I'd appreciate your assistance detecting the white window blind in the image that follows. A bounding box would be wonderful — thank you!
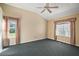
[56,22,70,37]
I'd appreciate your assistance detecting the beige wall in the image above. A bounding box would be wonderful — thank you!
[1,4,46,44]
[47,20,55,39]
[47,13,79,46]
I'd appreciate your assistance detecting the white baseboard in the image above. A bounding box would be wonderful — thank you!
[75,44,79,47]
[20,37,46,44]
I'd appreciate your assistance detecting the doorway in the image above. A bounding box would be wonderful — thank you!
[3,16,20,47]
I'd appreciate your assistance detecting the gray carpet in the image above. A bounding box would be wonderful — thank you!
[0,39,79,56]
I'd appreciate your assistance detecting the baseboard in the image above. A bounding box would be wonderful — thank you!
[47,38,56,41]
[25,38,46,43]
[75,44,79,47]
[20,37,47,44]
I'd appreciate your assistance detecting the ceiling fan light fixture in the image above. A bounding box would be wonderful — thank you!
[37,3,58,13]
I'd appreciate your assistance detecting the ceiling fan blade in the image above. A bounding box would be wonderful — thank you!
[47,6,59,8]
[37,7,44,8]
[47,8,52,13]
[41,9,45,13]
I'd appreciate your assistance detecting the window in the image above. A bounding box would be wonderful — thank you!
[8,19,17,39]
[54,18,76,45]
[56,22,70,37]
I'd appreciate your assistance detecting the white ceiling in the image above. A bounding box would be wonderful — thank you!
[6,3,79,20]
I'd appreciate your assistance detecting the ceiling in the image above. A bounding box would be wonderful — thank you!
[6,3,79,20]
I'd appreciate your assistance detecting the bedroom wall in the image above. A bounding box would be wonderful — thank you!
[0,4,46,44]
[47,13,79,46]
[47,20,55,40]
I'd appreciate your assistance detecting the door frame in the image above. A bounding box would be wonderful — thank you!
[54,18,76,45]
[3,16,20,47]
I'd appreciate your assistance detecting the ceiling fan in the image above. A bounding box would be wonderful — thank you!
[37,3,59,13]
